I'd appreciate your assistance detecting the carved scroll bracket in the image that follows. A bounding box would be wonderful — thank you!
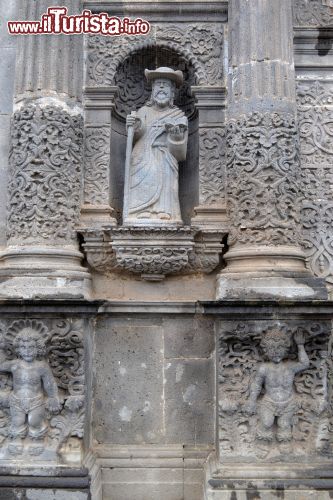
[79,225,225,280]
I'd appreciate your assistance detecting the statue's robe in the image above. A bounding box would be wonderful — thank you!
[124,103,188,225]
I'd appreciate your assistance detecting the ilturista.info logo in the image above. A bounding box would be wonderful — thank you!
[7,7,150,36]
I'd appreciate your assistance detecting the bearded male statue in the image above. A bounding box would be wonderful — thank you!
[123,67,188,226]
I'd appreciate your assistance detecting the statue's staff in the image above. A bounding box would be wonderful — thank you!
[123,110,137,220]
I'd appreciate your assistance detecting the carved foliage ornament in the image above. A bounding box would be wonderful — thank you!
[86,24,223,88]
[293,0,333,27]
[218,321,332,461]
[226,112,300,246]
[199,128,226,206]
[297,81,333,282]
[0,319,85,460]
[83,126,110,205]
[7,104,83,243]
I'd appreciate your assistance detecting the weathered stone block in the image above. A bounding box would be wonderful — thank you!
[164,358,215,444]
[93,318,164,444]
[163,315,214,359]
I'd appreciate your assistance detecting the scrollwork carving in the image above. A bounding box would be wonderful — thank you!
[199,128,226,206]
[84,126,110,205]
[7,104,83,244]
[293,0,333,27]
[86,23,223,88]
[226,112,300,246]
[297,81,333,284]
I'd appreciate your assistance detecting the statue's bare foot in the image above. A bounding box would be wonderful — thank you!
[8,441,23,455]
[158,212,171,220]
[256,428,274,441]
[28,444,44,456]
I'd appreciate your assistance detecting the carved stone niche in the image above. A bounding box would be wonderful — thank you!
[80,226,224,281]
[81,39,227,279]
[0,318,86,464]
[217,320,333,463]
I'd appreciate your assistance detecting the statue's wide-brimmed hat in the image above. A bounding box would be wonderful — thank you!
[144,67,183,87]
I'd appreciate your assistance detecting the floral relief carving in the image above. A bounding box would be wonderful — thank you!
[226,112,300,246]
[218,321,333,462]
[293,0,333,26]
[297,81,333,284]
[84,126,110,205]
[0,319,85,461]
[7,104,83,244]
[86,23,223,88]
[199,128,226,206]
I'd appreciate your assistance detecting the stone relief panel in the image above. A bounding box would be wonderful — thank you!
[7,104,83,244]
[293,0,333,26]
[297,81,333,288]
[83,125,110,206]
[86,23,224,89]
[199,127,226,206]
[226,112,300,247]
[0,318,85,462]
[218,321,333,462]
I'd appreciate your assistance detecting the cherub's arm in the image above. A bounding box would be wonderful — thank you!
[42,364,61,412]
[293,330,310,373]
[244,365,265,414]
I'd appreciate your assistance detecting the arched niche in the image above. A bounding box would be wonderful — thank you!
[110,45,199,225]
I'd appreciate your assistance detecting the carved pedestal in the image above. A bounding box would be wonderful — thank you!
[80,225,225,280]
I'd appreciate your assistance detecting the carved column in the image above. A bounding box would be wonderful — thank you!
[217,0,327,300]
[0,0,90,298]
[81,87,118,226]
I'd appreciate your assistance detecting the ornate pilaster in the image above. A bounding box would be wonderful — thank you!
[217,0,327,300]
[191,87,228,230]
[0,0,90,299]
[81,87,118,226]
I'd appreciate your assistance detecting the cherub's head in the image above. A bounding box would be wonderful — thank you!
[260,329,291,363]
[14,328,46,362]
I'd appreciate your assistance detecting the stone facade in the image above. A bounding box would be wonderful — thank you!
[0,0,332,499]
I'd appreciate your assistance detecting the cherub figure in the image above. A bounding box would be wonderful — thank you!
[244,329,309,442]
[0,328,61,455]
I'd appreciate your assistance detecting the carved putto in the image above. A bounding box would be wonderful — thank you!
[0,319,85,462]
[244,329,309,442]
[123,67,188,227]
[4,326,60,456]
[218,322,332,461]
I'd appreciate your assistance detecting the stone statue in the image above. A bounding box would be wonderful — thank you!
[244,329,309,442]
[0,327,61,455]
[123,67,188,226]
